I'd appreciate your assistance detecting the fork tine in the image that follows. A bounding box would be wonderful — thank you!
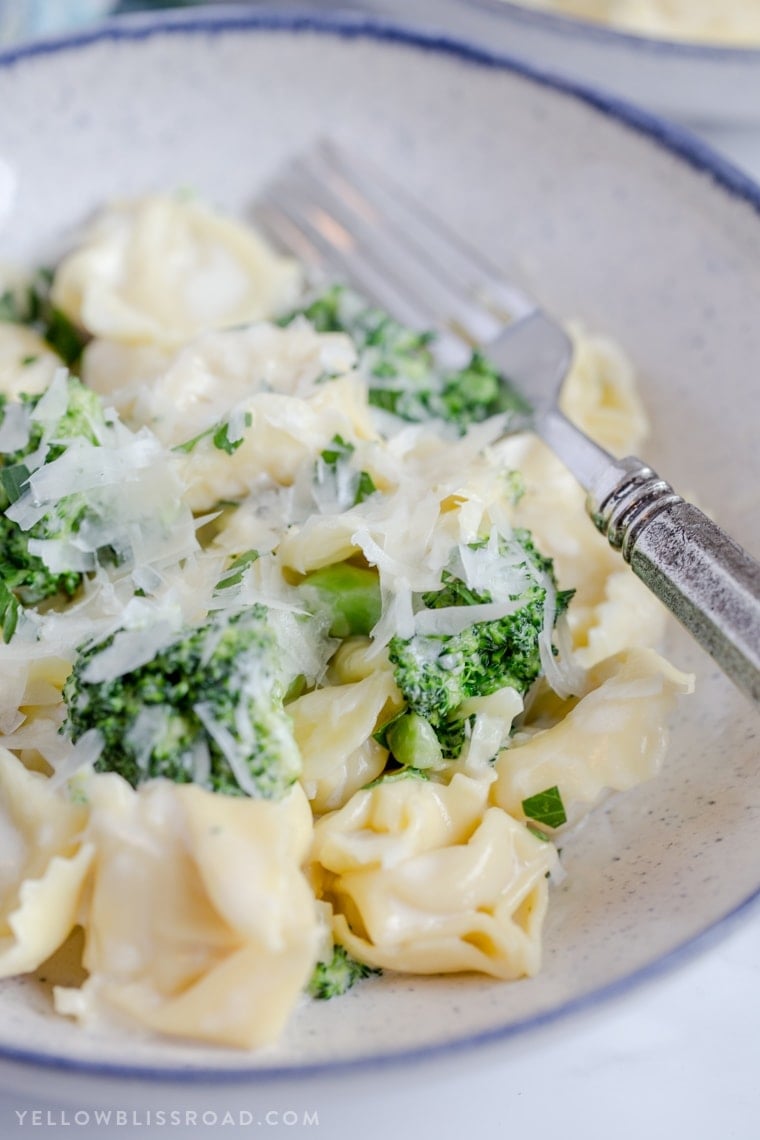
[316,140,537,326]
[259,178,471,367]
[260,175,437,331]
[281,150,507,348]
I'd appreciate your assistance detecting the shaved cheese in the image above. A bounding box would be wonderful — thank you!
[0,400,32,452]
[27,367,70,436]
[81,621,180,684]
[7,414,199,582]
[192,704,260,798]
[414,599,523,637]
[48,726,104,787]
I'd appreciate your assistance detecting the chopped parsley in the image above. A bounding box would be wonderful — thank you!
[521,785,567,830]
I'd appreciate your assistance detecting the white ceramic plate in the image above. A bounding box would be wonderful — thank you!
[370,0,760,125]
[0,5,758,1100]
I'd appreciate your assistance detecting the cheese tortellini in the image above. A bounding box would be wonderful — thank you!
[54,778,320,1049]
[52,194,302,348]
[0,323,61,401]
[0,191,693,1053]
[513,0,760,44]
[312,774,556,977]
[491,648,694,824]
[0,749,92,978]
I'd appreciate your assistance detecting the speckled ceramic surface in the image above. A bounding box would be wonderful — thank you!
[0,6,758,1093]
[387,0,760,124]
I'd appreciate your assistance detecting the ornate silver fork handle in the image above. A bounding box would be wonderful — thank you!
[588,456,760,702]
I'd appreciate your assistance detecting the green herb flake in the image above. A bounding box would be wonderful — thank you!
[354,469,377,504]
[0,581,20,644]
[213,414,251,455]
[526,823,552,843]
[320,434,354,468]
[521,785,567,830]
[0,463,30,505]
[172,426,213,455]
[216,549,259,590]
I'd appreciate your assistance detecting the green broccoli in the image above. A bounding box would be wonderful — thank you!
[61,605,302,800]
[0,266,87,367]
[307,944,380,1000]
[387,530,574,761]
[296,561,381,639]
[0,377,108,637]
[284,285,527,433]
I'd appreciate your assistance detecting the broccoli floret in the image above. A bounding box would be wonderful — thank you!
[0,378,108,634]
[388,530,573,760]
[307,944,380,1000]
[62,605,302,800]
[0,267,87,366]
[284,285,526,434]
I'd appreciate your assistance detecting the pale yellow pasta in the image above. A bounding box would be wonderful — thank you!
[572,568,667,667]
[85,321,357,443]
[326,637,394,686]
[277,511,365,575]
[491,648,694,824]
[80,339,175,413]
[290,671,402,813]
[313,775,556,977]
[0,323,62,400]
[513,0,760,44]
[0,655,73,774]
[55,777,319,1050]
[178,375,376,513]
[0,749,92,978]
[560,323,650,457]
[312,772,490,876]
[0,190,696,1051]
[502,444,667,666]
[51,194,302,348]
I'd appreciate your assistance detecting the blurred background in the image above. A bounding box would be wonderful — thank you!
[3,0,760,180]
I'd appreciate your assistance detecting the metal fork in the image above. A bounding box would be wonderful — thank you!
[257,140,760,704]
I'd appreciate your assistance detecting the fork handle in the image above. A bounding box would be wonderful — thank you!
[587,456,760,705]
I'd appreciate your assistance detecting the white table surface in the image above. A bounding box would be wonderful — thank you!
[0,12,758,1136]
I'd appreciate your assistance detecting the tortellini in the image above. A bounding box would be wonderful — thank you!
[560,323,650,458]
[0,190,695,1055]
[491,648,694,824]
[0,323,62,400]
[290,671,402,813]
[312,773,556,977]
[55,778,320,1049]
[514,0,760,45]
[85,320,357,443]
[177,374,378,513]
[0,749,92,978]
[51,194,302,348]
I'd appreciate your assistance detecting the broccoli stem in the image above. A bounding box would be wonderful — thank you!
[385,711,444,770]
[297,562,381,638]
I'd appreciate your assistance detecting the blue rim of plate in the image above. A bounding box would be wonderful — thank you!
[463,0,760,59]
[0,5,759,1085]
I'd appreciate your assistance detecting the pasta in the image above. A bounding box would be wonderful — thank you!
[511,0,760,45]
[0,192,693,1050]
[312,774,556,978]
[54,778,319,1049]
